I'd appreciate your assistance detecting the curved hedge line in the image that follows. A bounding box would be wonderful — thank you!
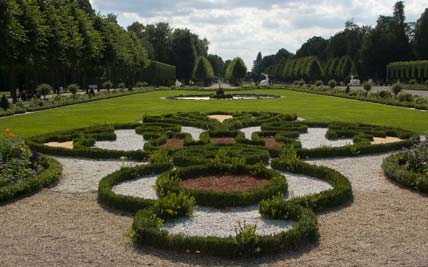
[156,163,287,208]
[270,160,353,212]
[98,163,173,213]
[132,203,318,258]
[0,157,62,203]
[382,153,428,193]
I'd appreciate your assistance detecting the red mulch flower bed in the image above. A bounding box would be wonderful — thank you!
[161,138,185,148]
[181,174,269,192]
[263,137,282,148]
[211,137,236,144]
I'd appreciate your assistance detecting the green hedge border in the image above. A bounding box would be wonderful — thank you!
[156,164,288,208]
[132,202,318,258]
[98,163,173,213]
[270,160,353,212]
[0,156,62,203]
[382,153,428,193]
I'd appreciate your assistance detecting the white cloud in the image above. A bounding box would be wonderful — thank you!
[90,0,426,68]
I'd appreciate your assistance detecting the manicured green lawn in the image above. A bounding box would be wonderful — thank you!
[1,89,428,137]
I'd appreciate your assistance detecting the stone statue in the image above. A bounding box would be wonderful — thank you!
[175,80,182,87]
[260,73,270,87]
[348,75,361,86]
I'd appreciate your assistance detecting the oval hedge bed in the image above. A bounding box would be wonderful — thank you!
[0,156,62,203]
[156,163,287,208]
[382,151,428,193]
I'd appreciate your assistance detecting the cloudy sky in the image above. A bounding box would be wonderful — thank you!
[90,0,426,68]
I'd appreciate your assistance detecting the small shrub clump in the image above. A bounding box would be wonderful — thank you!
[103,81,113,92]
[67,84,79,97]
[392,82,403,96]
[0,95,9,111]
[37,83,52,99]
[363,81,372,92]
[328,79,337,89]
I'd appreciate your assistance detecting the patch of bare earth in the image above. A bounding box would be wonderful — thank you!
[44,141,74,149]
[1,154,428,266]
[371,136,402,144]
[211,137,236,144]
[263,137,282,148]
[181,175,269,192]
[161,138,184,148]
[208,114,233,123]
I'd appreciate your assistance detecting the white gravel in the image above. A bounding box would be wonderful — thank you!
[52,157,127,193]
[306,153,395,193]
[240,126,261,139]
[279,171,333,198]
[299,128,353,149]
[181,126,205,141]
[94,129,146,151]
[112,174,159,200]
[297,117,305,121]
[162,205,296,238]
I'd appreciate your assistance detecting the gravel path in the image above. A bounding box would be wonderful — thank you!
[112,174,159,200]
[279,171,333,198]
[53,157,142,193]
[94,129,146,151]
[299,128,353,149]
[181,126,204,141]
[240,126,261,139]
[306,153,393,193]
[162,206,296,238]
[1,153,428,266]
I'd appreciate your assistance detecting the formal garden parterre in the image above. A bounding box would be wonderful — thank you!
[9,111,423,258]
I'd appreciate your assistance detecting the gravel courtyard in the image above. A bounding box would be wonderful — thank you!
[1,153,427,267]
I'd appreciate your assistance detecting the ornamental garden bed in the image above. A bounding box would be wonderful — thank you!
[382,142,428,193]
[20,111,421,258]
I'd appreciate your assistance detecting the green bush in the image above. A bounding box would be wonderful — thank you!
[37,83,52,99]
[397,93,414,102]
[328,79,337,89]
[0,95,9,111]
[152,191,195,220]
[225,57,247,85]
[392,82,403,96]
[103,81,113,91]
[135,81,148,88]
[139,61,176,86]
[363,81,372,92]
[118,82,126,89]
[315,80,323,87]
[67,84,79,97]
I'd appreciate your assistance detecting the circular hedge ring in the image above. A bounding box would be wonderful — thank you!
[155,163,287,208]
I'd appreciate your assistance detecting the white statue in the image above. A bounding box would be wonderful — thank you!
[260,73,271,87]
[348,75,361,86]
[175,80,182,87]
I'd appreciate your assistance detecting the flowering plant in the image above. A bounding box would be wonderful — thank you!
[402,141,428,175]
[0,129,47,186]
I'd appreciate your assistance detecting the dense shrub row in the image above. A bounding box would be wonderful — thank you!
[282,84,428,111]
[138,61,176,86]
[387,60,428,83]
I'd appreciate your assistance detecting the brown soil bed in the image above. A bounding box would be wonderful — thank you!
[44,141,74,149]
[263,137,282,148]
[371,136,402,145]
[161,138,184,148]
[181,174,269,192]
[208,115,233,123]
[211,137,236,144]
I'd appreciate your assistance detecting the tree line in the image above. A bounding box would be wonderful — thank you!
[0,0,223,101]
[253,2,428,83]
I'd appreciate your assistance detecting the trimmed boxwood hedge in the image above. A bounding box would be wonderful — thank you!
[156,163,288,208]
[270,160,353,212]
[132,203,318,258]
[98,163,173,213]
[382,153,428,193]
[0,156,62,203]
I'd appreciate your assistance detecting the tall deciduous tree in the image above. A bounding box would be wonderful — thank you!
[171,29,196,82]
[414,9,428,59]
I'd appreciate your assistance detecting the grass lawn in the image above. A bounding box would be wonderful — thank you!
[0,91,10,97]
[1,89,428,137]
